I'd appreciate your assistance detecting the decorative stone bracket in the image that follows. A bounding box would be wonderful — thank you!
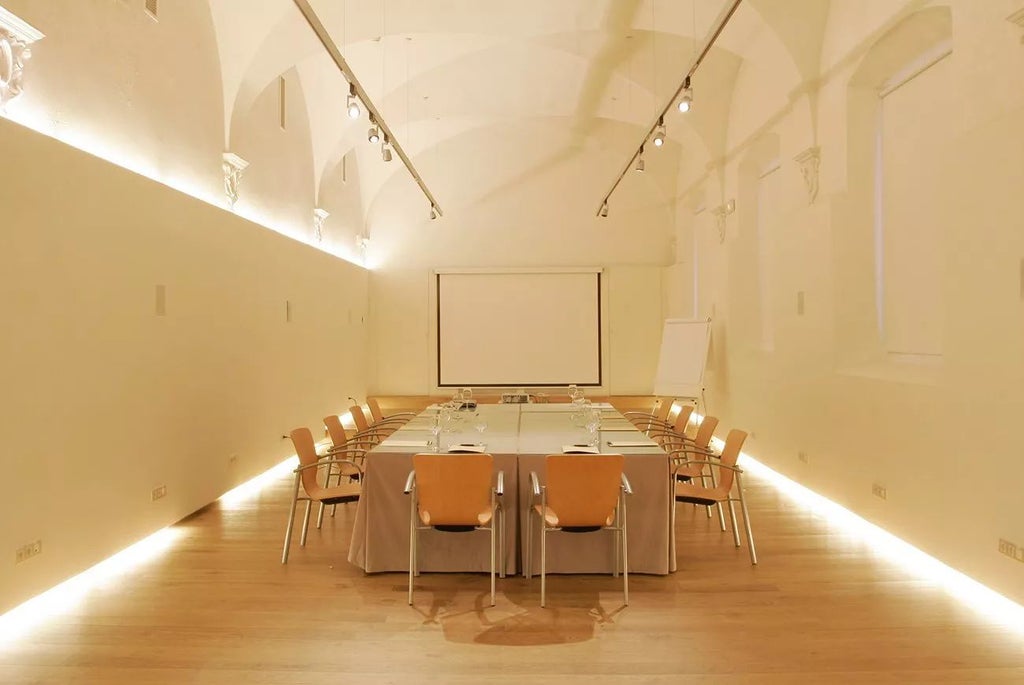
[711,199,735,244]
[313,207,329,243]
[1009,8,1024,43]
[0,7,45,108]
[222,153,249,209]
[794,146,821,205]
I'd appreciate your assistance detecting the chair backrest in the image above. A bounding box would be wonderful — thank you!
[412,453,494,526]
[544,454,624,527]
[672,405,695,433]
[366,397,385,423]
[693,415,719,450]
[349,405,371,432]
[323,415,347,448]
[714,429,748,492]
[289,427,321,495]
[655,398,674,422]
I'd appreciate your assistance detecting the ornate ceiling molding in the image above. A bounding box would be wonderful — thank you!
[711,199,735,244]
[313,207,329,243]
[794,146,821,205]
[221,153,249,209]
[0,6,44,108]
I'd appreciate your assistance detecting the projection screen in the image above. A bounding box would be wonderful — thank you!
[436,270,602,387]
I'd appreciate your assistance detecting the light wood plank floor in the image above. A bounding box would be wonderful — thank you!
[2,467,1022,684]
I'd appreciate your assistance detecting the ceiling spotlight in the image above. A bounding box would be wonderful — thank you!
[430,205,438,220]
[600,202,609,218]
[368,122,380,144]
[382,145,392,162]
[653,117,666,147]
[677,77,693,113]
[635,145,645,172]
[347,83,360,119]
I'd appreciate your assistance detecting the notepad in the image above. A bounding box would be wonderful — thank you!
[447,443,487,453]
[606,440,659,448]
[384,440,430,447]
[561,444,600,454]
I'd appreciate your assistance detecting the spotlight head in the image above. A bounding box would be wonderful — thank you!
[368,126,380,144]
[346,84,360,119]
[653,118,666,147]
[678,78,693,113]
[430,205,438,220]
[635,145,645,172]
[600,202,609,218]
[381,145,392,162]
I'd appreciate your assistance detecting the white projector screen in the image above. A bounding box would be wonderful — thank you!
[437,271,602,387]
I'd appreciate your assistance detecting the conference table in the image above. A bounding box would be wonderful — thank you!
[347,403,674,576]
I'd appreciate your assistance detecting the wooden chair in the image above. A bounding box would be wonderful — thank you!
[366,397,417,425]
[665,415,724,525]
[403,453,505,606]
[673,429,757,565]
[348,405,399,443]
[526,454,633,607]
[282,427,363,564]
[646,404,695,448]
[622,397,675,434]
[317,415,379,525]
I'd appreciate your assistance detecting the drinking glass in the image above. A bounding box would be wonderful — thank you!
[474,412,488,436]
[585,407,601,446]
[429,416,443,452]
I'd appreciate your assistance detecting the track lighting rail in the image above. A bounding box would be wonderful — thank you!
[293,0,444,217]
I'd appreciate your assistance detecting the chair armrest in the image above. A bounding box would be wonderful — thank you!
[403,470,415,494]
[295,458,363,477]
[495,470,505,497]
[668,445,716,457]
[384,412,418,419]
[620,473,633,496]
[621,411,656,418]
[530,471,541,496]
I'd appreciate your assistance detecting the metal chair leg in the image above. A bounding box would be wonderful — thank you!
[709,465,727,531]
[727,498,741,547]
[540,525,547,607]
[281,474,301,564]
[300,500,312,546]
[408,497,416,605]
[499,507,506,579]
[737,475,757,565]
[621,494,629,606]
[490,521,496,606]
[525,508,533,579]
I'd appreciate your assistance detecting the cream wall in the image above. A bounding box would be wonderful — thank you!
[0,117,369,614]
[665,1,1024,604]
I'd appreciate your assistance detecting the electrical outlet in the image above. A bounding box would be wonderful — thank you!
[229,453,239,465]
[998,538,1024,563]
[871,483,887,500]
[798,451,809,464]
[15,539,42,564]
[151,485,167,501]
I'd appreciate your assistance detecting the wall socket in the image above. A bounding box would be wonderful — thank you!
[15,539,42,564]
[151,484,167,501]
[229,453,239,465]
[798,451,809,464]
[998,538,1024,563]
[871,483,888,500]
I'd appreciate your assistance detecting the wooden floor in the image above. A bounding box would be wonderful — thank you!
[2,466,1023,684]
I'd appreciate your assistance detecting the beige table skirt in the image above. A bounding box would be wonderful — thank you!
[348,449,672,575]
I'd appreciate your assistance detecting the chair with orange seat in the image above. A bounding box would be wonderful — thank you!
[526,454,633,607]
[366,397,417,426]
[403,453,505,606]
[673,428,757,565]
[645,404,695,449]
[622,397,675,434]
[281,427,364,564]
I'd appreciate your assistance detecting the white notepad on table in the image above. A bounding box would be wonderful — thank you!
[447,443,487,453]
[606,440,659,448]
[384,439,430,448]
[561,444,600,454]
